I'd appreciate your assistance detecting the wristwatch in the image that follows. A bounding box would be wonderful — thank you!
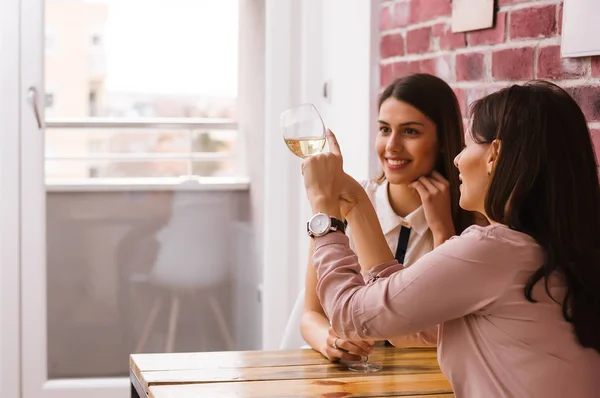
[307,213,346,238]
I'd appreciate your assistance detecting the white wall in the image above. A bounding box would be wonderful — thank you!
[238,0,266,338]
[320,0,381,182]
[262,0,304,349]
[261,0,380,349]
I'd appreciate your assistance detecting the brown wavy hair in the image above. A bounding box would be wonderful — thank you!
[470,81,600,352]
[377,73,474,234]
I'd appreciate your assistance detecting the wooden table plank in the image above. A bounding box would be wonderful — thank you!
[143,357,441,386]
[132,347,437,372]
[131,347,450,397]
[148,372,453,398]
[131,349,329,374]
[374,395,453,398]
[377,395,453,398]
[136,347,440,390]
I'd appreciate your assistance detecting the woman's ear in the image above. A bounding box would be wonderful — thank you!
[487,139,501,176]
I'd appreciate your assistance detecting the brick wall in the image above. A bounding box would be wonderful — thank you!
[379,0,600,160]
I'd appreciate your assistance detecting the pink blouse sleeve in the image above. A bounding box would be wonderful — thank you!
[387,326,438,348]
[313,229,512,341]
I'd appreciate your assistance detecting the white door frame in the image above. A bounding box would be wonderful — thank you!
[19,0,129,397]
[0,0,24,397]
[262,0,305,349]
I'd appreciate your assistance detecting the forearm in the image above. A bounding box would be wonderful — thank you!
[300,311,332,354]
[345,190,394,270]
[432,228,455,248]
[314,231,507,342]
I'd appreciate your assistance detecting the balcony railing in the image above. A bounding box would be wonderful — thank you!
[45,118,241,184]
[46,117,237,130]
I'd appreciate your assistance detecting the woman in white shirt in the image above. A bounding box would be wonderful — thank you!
[300,73,477,362]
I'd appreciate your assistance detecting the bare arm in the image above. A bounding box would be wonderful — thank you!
[300,240,332,352]
[301,240,373,361]
[343,188,395,270]
[410,172,456,248]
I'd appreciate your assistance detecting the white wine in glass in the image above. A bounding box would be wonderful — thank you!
[284,136,326,158]
[281,103,326,158]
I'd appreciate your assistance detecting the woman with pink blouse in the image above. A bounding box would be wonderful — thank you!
[301,81,600,397]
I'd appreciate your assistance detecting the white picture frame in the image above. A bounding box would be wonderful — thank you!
[561,0,600,57]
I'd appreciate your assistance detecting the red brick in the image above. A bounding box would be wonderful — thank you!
[380,5,392,31]
[419,58,436,76]
[462,86,506,116]
[492,47,534,80]
[592,57,600,77]
[407,60,422,74]
[485,86,503,96]
[510,5,557,40]
[433,23,466,51]
[392,1,410,28]
[409,0,451,23]
[558,3,563,35]
[453,88,467,117]
[380,63,393,88]
[382,61,415,85]
[498,0,529,5]
[392,61,409,79]
[466,87,489,110]
[591,129,600,163]
[406,26,432,54]
[468,12,506,46]
[419,55,454,81]
[566,86,600,122]
[537,45,587,80]
[456,53,485,81]
[381,33,404,58]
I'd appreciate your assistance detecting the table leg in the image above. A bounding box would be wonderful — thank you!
[131,382,141,398]
[130,368,145,398]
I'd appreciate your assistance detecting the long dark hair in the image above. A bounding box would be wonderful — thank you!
[377,73,474,234]
[470,80,600,352]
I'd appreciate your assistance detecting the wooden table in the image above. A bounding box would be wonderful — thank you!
[130,346,453,397]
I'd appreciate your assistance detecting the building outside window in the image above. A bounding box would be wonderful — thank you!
[45,0,240,183]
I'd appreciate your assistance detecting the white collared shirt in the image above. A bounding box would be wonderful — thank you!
[347,179,434,267]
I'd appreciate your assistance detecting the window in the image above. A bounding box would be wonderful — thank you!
[44,0,240,183]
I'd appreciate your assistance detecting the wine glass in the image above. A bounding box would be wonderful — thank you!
[347,355,383,373]
[281,103,326,158]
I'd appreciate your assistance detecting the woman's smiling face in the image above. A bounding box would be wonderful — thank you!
[375,98,439,185]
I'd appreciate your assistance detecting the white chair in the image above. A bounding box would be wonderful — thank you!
[135,195,234,353]
[279,288,309,350]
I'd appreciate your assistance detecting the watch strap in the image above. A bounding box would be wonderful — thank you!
[330,217,346,234]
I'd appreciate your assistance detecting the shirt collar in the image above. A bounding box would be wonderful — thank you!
[374,180,429,236]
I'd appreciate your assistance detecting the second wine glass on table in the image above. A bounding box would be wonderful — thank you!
[347,355,383,373]
[281,103,326,159]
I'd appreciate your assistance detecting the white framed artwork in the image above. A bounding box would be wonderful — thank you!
[561,0,600,57]
[451,0,494,33]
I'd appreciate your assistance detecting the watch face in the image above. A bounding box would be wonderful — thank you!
[309,213,331,235]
